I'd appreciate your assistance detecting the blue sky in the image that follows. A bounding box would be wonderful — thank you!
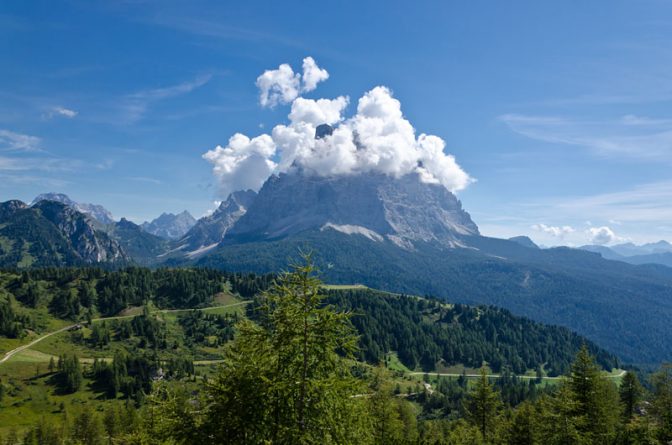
[2,0,672,246]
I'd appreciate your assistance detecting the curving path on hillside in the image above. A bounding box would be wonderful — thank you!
[0,300,251,365]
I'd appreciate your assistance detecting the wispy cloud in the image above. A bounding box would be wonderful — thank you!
[44,106,78,119]
[117,73,212,124]
[125,176,163,185]
[0,173,71,188]
[499,113,672,162]
[0,129,42,152]
[145,15,306,49]
[0,155,82,172]
[554,181,672,223]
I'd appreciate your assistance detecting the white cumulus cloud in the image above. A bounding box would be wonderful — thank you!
[301,56,329,92]
[256,57,330,108]
[587,226,622,245]
[206,58,473,198]
[531,223,575,238]
[202,133,277,198]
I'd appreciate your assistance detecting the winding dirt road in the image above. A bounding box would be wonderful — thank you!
[0,301,251,365]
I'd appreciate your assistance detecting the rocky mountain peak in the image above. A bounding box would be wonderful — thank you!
[176,190,258,256]
[31,192,115,225]
[226,171,478,247]
[141,210,196,240]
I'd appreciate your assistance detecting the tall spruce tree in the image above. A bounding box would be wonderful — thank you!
[465,366,502,441]
[199,254,372,444]
[652,364,672,442]
[567,345,619,443]
[619,371,643,421]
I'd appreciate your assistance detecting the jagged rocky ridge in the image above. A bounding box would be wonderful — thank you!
[141,211,196,240]
[225,171,478,248]
[176,190,257,256]
[31,192,115,225]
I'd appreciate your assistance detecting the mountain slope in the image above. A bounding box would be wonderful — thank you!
[0,200,127,267]
[108,218,170,265]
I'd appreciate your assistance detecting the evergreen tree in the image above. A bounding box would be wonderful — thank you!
[196,254,372,444]
[568,345,619,443]
[369,366,404,444]
[507,401,539,445]
[537,386,584,445]
[465,366,502,441]
[71,407,105,445]
[619,371,643,421]
[59,353,82,393]
[651,364,672,442]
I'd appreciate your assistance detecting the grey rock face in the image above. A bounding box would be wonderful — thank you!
[178,190,257,254]
[32,200,127,263]
[227,171,478,246]
[31,193,115,225]
[315,123,334,139]
[142,210,196,240]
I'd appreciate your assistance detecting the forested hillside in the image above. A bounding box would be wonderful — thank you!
[0,267,616,378]
[325,289,617,376]
[1,260,668,445]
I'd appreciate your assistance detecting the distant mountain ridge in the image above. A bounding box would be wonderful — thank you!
[141,210,196,240]
[579,241,672,267]
[31,192,115,225]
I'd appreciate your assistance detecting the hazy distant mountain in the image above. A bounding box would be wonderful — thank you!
[31,192,115,225]
[579,241,672,267]
[508,236,539,249]
[610,241,672,257]
[141,211,196,240]
[578,245,624,261]
[0,199,127,267]
[175,190,257,257]
[622,252,672,268]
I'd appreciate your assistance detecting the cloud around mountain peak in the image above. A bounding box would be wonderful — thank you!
[204,57,473,199]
